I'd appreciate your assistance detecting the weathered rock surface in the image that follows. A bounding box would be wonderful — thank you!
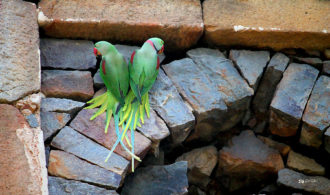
[26,114,39,128]
[176,146,217,188]
[0,0,40,103]
[325,49,330,59]
[293,56,323,69]
[48,176,118,195]
[163,49,253,141]
[203,0,330,50]
[41,70,94,101]
[40,39,96,70]
[270,63,319,137]
[121,161,188,195]
[325,127,330,154]
[51,126,129,176]
[15,93,42,116]
[229,50,270,90]
[277,168,330,195]
[300,76,330,148]
[287,151,325,176]
[0,104,48,195]
[70,109,151,161]
[257,136,291,157]
[38,0,203,51]
[41,98,85,116]
[253,53,289,119]
[41,111,70,141]
[217,130,284,192]
[149,69,195,145]
[48,150,122,189]
[136,109,170,155]
[323,61,330,75]
[93,70,105,89]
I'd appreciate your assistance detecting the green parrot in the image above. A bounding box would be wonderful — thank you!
[85,41,141,169]
[119,38,165,151]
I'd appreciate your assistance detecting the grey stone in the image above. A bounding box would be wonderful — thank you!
[45,145,50,167]
[257,135,291,156]
[287,151,325,176]
[0,0,40,103]
[41,70,94,101]
[40,39,96,70]
[300,76,330,148]
[229,50,270,90]
[217,130,284,192]
[253,53,289,119]
[48,150,122,189]
[93,70,104,88]
[277,168,330,195]
[41,111,71,141]
[293,56,323,69]
[323,61,330,75]
[121,161,188,195]
[51,126,129,176]
[270,63,319,137]
[176,146,217,188]
[163,49,253,141]
[136,109,170,155]
[324,127,330,154]
[149,69,195,145]
[48,176,118,195]
[41,98,85,116]
[25,114,39,128]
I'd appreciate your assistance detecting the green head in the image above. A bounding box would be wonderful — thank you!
[146,37,164,54]
[93,41,116,57]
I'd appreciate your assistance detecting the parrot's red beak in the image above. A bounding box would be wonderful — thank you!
[93,48,98,56]
[158,45,164,54]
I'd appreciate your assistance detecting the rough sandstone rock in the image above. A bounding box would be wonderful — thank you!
[41,111,71,141]
[0,0,40,103]
[293,57,323,69]
[41,97,85,116]
[286,151,325,176]
[176,146,218,188]
[121,161,188,195]
[203,0,330,50]
[323,61,330,75]
[257,136,291,157]
[38,0,203,51]
[48,150,122,189]
[324,127,330,154]
[0,104,48,195]
[253,53,290,119]
[48,176,118,195]
[163,49,253,141]
[217,130,284,192]
[136,109,170,155]
[277,168,330,195]
[15,93,42,116]
[41,70,94,101]
[40,38,96,70]
[269,63,319,137]
[70,109,152,161]
[300,76,330,148]
[51,126,129,176]
[229,50,270,90]
[149,69,195,145]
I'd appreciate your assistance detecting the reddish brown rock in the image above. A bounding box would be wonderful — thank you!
[0,0,40,103]
[217,130,284,192]
[257,136,291,156]
[287,151,325,176]
[269,63,319,137]
[41,70,94,101]
[38,0,203,51]
[0,104,48,195]
[203,0,330,51]
[48,150,122,189]
[70,108,151,161]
